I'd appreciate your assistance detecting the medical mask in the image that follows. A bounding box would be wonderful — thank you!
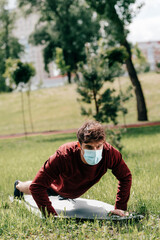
[83,148,103,165]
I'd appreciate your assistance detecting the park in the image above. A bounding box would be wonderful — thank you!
[0,0,160,239]
[0,72,160,239]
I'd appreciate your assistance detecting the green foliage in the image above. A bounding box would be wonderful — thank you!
[20,0,100,82]
[156,62,160,68]
[106,46,129,67]
[0,76,12,92]
[97,89,121,123]
[0,0,24,92]
[4,59,36,89]
[13,62,35,86]
[55,48,70,75]
[77,43,128,125]
[86,0,143,43]
[132,44,150,73]
[106,128,124,151]
[156,62,160,73]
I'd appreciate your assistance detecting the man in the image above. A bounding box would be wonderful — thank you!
[14,120,132,217]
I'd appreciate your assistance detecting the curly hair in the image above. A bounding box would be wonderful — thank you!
[77,120,106,144]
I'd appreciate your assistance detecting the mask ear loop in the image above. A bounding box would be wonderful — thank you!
[77,142,87,164]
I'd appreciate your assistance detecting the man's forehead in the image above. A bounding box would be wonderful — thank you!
[83,141,104,146]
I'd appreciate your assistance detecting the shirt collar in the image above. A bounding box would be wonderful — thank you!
[104,142,110,150]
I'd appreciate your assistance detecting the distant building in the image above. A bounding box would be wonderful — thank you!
[13,10,66,90]
[137,41,160,71]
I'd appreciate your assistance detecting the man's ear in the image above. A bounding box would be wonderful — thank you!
[77,141,81,148]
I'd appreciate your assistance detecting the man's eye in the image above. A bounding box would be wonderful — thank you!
[85,145,93,149]
[97,145,101,148]
[88,146,93,149]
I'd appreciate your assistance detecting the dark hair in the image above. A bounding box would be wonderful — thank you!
[77,120,106,144]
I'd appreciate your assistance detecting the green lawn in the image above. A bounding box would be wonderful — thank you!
[0,72,160,135]
[0,125,160,239]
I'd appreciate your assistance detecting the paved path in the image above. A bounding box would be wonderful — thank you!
[0,121,160,139]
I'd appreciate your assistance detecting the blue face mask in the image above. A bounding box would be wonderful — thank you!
[83,148,103,165]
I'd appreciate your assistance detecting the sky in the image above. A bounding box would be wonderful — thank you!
[128,0,160,43]
[9,0,160,43]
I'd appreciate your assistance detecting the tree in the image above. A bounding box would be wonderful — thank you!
[77,43,131,149]
[4,59,36,135]
[156,62,160,73]
[77,43,129,123]
[18,0,100,83]
[86,0,148,121]
[0,0,24,92]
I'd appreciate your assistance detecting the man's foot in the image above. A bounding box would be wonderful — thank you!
[58,195,68,201]
[14,180,23,199]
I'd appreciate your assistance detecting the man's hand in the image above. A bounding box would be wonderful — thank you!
[109,209,129,217]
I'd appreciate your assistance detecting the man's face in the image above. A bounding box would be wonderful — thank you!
[79,141,104,165]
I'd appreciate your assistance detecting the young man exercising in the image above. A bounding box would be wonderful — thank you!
[14,120,132,217]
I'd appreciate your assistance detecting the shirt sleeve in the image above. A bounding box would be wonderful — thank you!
[109,147,132,210]
[29,151,61,216]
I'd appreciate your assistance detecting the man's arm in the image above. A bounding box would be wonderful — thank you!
[29,152,61,216]
[110,148,132,211]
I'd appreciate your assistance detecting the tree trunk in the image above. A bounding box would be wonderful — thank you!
[87,0,148,121]
[100,1,148,121]
[67,71,71,84]
[93,90,99,115]
[123,40,148,121]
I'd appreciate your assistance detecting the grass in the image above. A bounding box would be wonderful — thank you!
[0,72,160,135]
[0,125,160,239]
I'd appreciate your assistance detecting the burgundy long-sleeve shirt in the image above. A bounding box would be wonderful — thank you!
[29,141,132,216]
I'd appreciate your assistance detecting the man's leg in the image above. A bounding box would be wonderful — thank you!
[14,181,61,198]
[16,180,32,194]
[14,180,32,198]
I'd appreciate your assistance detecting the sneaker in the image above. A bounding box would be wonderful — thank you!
[58,195,68,201]
[14,180,23,199]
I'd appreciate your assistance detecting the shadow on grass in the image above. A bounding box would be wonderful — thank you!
[122,126,160,138]
[31,126,160,144]
[35,133,76,143]
[49,216,146,234]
